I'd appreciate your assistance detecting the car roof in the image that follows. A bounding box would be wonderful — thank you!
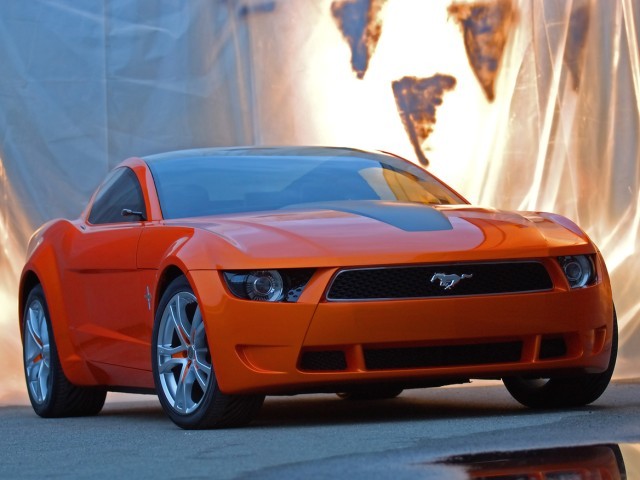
[142,146,395,163]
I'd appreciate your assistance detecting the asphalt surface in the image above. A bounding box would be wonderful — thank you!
[1,380,639,479]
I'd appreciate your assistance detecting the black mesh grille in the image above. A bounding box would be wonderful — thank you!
[300,351,347,371]
[327,262,552,300]
[364,341,523,370]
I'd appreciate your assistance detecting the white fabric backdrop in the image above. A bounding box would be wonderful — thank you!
[0,0,638,402]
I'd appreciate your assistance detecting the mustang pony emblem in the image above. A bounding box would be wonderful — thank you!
[431,273,473,290]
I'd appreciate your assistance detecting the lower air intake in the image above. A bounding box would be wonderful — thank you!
[364,341,523,370]
[300,351,347,371]
[539,337,567,360]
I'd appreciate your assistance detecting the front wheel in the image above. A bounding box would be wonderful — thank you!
[152,276,264,429]
[503,310,618,409]
[22,284,106,417]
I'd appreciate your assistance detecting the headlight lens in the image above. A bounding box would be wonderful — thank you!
[558,255,595,288]
[248,270,284,301]
[223,269,315,302]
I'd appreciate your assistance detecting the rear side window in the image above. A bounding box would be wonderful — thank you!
[88,167,146,225]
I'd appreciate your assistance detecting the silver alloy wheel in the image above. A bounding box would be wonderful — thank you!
[24,299,51,404]
[156,291,212,415]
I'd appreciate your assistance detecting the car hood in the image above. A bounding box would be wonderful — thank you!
[175,201,594,268]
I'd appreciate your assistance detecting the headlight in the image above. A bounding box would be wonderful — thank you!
[223,269,315,302]
[558,255,595,288]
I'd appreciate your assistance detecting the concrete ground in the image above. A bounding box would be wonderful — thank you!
[1,380,639,479]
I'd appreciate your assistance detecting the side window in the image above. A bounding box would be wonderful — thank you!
[88,168,147,225]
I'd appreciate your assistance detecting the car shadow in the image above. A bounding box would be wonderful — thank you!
[88,385,619,429]
[250,389,612,428]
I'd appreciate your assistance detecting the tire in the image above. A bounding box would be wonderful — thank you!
[336,387,403,401]
[503,309,618,409]
[152,276,264,429]
[22,284,106,417]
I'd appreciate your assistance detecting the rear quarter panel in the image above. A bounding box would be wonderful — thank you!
[20,219,99,385]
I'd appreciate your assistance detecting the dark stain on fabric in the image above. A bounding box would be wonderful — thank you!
[448,0,514,101]
[392,75,457,166]
[331,0,387,79]
[565,1,590,90]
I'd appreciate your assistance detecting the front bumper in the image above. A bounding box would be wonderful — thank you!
[191,259,614,395]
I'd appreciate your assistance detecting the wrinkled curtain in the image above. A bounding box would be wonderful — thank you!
[0,0,638,403]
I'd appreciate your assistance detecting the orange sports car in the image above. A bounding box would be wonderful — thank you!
[20,147,616,429]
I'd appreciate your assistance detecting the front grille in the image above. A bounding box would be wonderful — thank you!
[300,351,347,371]
[364,341,523,370]
[327,261,552,301]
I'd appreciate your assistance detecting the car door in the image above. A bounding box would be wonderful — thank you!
[63,167,151,371]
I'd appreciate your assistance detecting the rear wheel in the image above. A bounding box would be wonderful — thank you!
[22,284,106,417]
[152,276,264,429]
[503,310,618,409]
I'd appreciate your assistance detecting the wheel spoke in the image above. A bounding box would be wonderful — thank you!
[25,347,41,364]
[190,309,204,344]
[158,357,186,374]
[37,362,48,402]
[40,361,50,383]
[175,295,193,344]
[175,364,196,413]
[193,365,209,390]
[27,364,39,384]
[30,379,40,402]
[39,315,49,347]
[157,344,186,356]
[169,304,190,348]
[175,375,188,413]
[191,307,211,390]
[26,310,42,347]
[195,357,211,376]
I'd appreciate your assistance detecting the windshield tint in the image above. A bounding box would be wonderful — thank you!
[148,153,465,219]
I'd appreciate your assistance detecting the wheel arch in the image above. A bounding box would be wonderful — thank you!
[18,270,41,338]
[154,264,189,313]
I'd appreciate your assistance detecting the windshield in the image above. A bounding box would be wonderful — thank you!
[147,152,465,219]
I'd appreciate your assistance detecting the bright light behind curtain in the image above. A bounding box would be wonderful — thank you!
[0,0,638,403]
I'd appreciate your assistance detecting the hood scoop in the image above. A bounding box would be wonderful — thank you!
[284,200,453,232]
